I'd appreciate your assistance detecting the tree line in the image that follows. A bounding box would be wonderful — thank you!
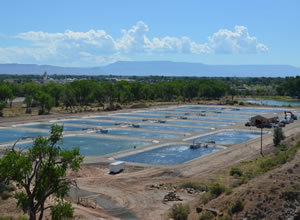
[0,79,229,115]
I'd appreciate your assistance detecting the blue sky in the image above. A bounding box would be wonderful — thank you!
[0,0,299,67]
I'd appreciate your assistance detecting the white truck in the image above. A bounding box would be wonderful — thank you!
[109,161,125,174]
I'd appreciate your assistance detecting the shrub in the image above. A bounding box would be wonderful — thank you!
[218,214,232,220]
[273,127,285,146]
[1,191,11,200]
[180,182,207,191]
[200,192,216,204]
[51,201,74,220]
[281,184,300,201]
[231,200,244,214]
[208,182,226,197]
[168,203,190,220]
[18,217,28,220]
[0,217,12,220]
[199,210,214,220]
[229,167,243,177]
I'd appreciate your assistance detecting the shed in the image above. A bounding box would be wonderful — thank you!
[250,115,278,126]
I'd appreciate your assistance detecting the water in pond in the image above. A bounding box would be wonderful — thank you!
[98,129,184,139]
[139,110,185,116]
[0,128,47,143]
[139,124,210,133]
[186,117,245,123]
[237,108,285,113]
[167,120,230,127]
[118,144,220,165]
[116,114,166,119]
[15,136,152,156]
[20,123,83,131]
[58,120,115,127]
[91,117,142,122]
[176,106,223,111]
[243,99,300,107]
[203,114,250,119]
[190,130,262,145]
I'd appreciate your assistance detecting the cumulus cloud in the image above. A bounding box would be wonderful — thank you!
[208,25,268,54]
[0,22,268,65]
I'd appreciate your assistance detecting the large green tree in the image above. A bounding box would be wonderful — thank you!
[0,125,84,220]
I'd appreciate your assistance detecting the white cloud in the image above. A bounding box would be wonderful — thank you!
[0,22,268,65]
[208,25,268,54]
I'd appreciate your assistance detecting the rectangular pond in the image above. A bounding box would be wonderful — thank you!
[138,124,211,133]
[186,117,245,123]
[190,130,262,145]
[118,144,221,165]
[57,120,116,127]
[91,117,142,122]
[15,136,152,156]
[167,120,231,127]
[97,129,185,139]
[139,111,186,116]
[116,113,166,119]
[0,128,48,143]
[242,99,300,107]
[20,123,84,131]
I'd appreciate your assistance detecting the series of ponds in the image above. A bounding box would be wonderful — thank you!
[0,105,290,165]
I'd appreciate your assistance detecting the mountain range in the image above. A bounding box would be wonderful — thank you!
[0,61,299,77]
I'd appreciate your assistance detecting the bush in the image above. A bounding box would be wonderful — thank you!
[199,210,214,220]
[229,167,243,177]
[218,214,232,220]
[1,191,11,200]
[18,217,28,220]
[200,192,216,204]
[0,217,12,220]
[231,200,244,214]
[180,182,207,191]
[168,203,190,220]
[273,127,285,146]
[281,184,300,201]
[208,182,226,197]
[51,201,74,220]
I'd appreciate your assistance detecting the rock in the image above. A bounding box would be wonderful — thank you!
[163,191,182,202]
[196,206,202,213]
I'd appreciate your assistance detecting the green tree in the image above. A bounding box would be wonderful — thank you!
[24,95,33,114]
[0,84,13,116]
[61,84,77,112]
[0,125,84,220]
[273,127,285,146]
[0,84,13,103]
[36,91,55,114]
[44,82,62,107]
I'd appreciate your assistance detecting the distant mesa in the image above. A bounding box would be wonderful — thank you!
[0,61,299,77]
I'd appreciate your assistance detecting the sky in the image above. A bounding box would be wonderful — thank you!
[0,0,299,67]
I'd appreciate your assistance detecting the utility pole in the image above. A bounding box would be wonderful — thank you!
[258,124,264,157]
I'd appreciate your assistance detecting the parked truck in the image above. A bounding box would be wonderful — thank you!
[109,161,125,174]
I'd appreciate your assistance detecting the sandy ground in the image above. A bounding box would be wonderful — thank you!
[1,103,300,219]
[67,119,300,220]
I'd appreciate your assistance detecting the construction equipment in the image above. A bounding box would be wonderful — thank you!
[284,111,297,120]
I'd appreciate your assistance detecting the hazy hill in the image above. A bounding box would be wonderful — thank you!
[0,61,299,77]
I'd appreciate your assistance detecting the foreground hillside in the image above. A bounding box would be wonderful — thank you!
[183,138,300,220]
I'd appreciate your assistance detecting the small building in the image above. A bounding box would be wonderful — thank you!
[250,115,278,126]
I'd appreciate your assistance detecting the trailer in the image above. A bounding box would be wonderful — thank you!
[109,161,125,174]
